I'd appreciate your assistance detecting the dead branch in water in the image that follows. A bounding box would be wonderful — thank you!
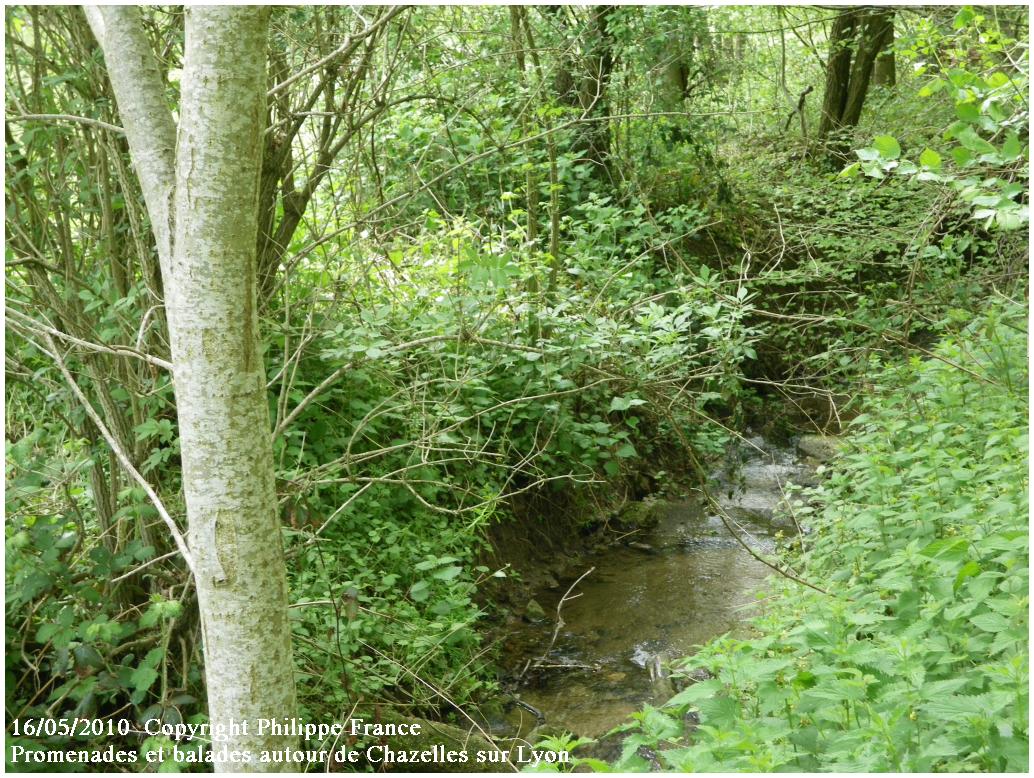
[532,566,595,670]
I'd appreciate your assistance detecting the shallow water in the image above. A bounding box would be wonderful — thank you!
[502,436,815,739]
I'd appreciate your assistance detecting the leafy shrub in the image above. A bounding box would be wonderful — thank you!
[846,7,1029,231]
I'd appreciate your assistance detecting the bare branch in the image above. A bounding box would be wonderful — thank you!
[41,333,196,576]
[267,5,408,97]
[534,567,595,669]
[7,306,173,371]
[7,113,126,135]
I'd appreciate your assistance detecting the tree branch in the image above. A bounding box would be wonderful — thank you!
[7,113,126,135]
[267,5,407,97]
[41,333,196,576]
[7,306,173,371]
[84,5,177,272]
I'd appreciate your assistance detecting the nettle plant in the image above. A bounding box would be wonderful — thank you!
[844,7,1028,230]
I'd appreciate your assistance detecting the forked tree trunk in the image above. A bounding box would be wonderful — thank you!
[841,10,894,127]
[86,6,297,770]
[817,8,895,154]
[816,8,859,140]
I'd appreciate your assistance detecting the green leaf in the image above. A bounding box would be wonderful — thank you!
[922,692,1012,719]
[954,561,981,592]
[970,612,1011,632]
[134,419,160,441]
[918,148,942,170]
[951,146,974,167]
[872,135,901,160]
[957,129,996,155]
[920,678,972,699]
[694,694,740,727]
[432,565,463,581]
[987,71,1010,88]
[801,680,866,704]
[639,706,682,740]
[572,758,613,772]
[1001,133,1022,162]
[839,161,861,178]
[919,537,968,561]
[140,606,161,629]
[953,6,975,28]
[665,679,722,709]
[409,580,430,602]
[861,160,885,179]
[918,79,945,97]
[131,666,159,694]
[995,209,1026,230]
[955,102,980,123]
[36,622,60,643]
[609,396,646,412]
[615,443,637,459]
[415,556,459,571]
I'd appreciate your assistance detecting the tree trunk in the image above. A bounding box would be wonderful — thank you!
[543,4,614,179]
[873,10,896,87]
[662,59,689,105]
[817,8,893,154]
[87,6,298,770]
[579,5,615,178]
[83,6,176,276]
[543,6,580,110]
[841,10,894,127]
[817,8,859,140]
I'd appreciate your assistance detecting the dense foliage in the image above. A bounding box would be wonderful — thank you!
[5,4,1028,772]
[584,300,1028,772]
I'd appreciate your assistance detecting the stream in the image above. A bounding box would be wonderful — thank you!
[497,435,819,740]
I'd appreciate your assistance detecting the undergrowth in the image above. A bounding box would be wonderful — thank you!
[564,298,1029,772]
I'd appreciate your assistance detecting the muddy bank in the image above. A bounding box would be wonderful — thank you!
[478,451,690,615]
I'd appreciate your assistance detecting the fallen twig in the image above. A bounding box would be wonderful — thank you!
[534,566,595,667]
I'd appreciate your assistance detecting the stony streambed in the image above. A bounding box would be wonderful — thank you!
[494,435,823,741]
